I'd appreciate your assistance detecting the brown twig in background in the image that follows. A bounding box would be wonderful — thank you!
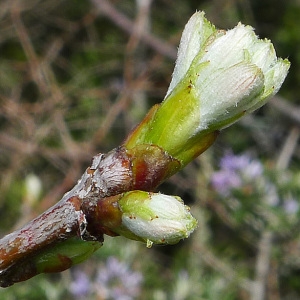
[270,96,300,126]
[90,0,177,59]
[251,126,300,300]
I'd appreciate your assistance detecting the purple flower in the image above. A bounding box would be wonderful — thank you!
[211,152,263,195]
[96,257,143,300]
[283,197,299,214]
[210,169,242,195]
[69,270,91,298]
[220,152,263,177]
[220,152,250,171]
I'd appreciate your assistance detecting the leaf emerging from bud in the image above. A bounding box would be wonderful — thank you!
[124,11,290,167]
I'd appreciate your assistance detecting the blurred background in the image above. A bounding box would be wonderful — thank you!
[0,0,299,299]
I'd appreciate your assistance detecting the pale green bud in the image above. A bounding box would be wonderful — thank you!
[166,12,290,131]
[124,11,290,167]
[118,191,197,247]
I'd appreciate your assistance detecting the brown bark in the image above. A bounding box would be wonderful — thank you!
[0,145,180,287]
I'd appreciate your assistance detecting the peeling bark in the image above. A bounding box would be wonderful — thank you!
[0,145,181,287]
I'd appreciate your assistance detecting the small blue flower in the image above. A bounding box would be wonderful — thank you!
[210,169,242,195]
[69,270,91,298]
[283,196,299,214]
[220,152,263,177]
[219,152,249,170]
[211,152,263,195]
[96,256,143,300]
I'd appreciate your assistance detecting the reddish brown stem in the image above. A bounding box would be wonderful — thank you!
[0,145,180,286]
[0,197,82,271]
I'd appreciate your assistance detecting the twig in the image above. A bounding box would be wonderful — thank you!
[194,244,254,293]
[90,0,177,59]
[10,4,50,95]
[251,125,299,300]
[251,231,273,300]
[276,126,300,170]
[0,145,181,286]
[270,96,300,126]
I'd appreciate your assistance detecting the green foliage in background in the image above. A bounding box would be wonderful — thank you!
[0,0,299,299]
